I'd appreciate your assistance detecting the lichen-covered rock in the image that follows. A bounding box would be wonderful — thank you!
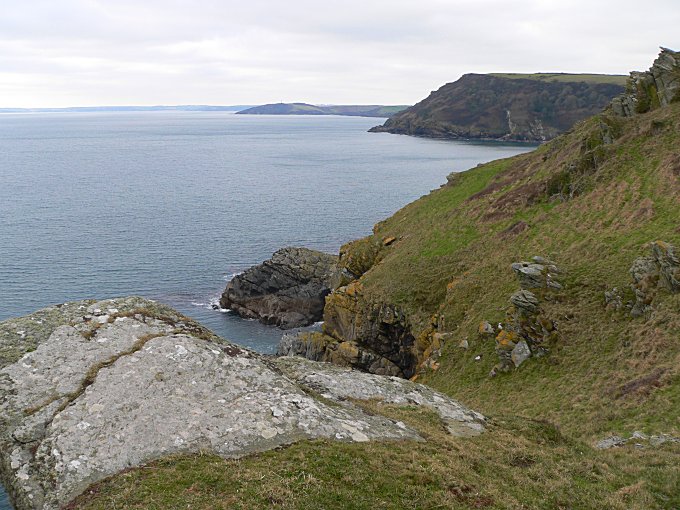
[511,340,531,368]
[278,330,405,378]
[220,247,338,328]
[511,258,562,291]
[478,321,496,338]
[651,240,680,293]
[0,298,486,510]
[320,284,418,378]
[491,258,561,375]
[274,357,486,437]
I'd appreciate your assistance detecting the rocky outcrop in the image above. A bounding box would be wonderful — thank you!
[278,278,418,378]
[275,357,486,437]
[274,236,426,378]
[610,48,680,117]
[370,73,625,142]
[489,257,562,375]
[0,297,485,510]
[629,241,680,317]
[220,247,338,328]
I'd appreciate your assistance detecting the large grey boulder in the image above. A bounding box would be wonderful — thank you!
[220,247,338,328]
[0,297,484,510]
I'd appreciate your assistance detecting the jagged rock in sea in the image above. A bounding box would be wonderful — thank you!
[0,297,485,510]
[220,247,338,329]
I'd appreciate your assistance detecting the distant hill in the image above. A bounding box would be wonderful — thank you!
[370,73,626,142]
[0,105,253,114]
[236,103,409,117]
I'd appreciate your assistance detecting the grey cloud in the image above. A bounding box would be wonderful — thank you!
[0,0,679,107]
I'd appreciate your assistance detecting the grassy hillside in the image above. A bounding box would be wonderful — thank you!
[72,76,680,508]
[488,73,628,85]
[237,103,409,117]
[364,101,680,439]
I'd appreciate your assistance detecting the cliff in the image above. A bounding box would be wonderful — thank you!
[236,103,408,117]
[369,73,626,141]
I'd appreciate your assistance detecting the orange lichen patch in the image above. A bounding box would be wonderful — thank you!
[495,330,519,349]
[446,271,471,292]
[344,281,363,298]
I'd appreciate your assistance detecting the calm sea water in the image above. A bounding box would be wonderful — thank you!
[0,112,532,508]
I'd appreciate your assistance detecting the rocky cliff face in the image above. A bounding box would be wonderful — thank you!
[220,247,338,329]
[369,74,625,142]
[610,47,680,117]
[0,297,485,510]
[278,237,427,378]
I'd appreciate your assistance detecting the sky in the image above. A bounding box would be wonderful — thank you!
[1,0,679,108]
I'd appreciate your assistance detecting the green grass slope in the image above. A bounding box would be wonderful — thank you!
[362,101,680,439]
[488,73,628,86]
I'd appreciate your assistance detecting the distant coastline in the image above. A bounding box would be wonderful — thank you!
[0,105,253,114]
[236,103,409,118]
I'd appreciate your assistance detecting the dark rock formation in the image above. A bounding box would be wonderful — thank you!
[610,47,680,117]
[0,298,485,510]
[370,73,625,142]
[220,247,338,329]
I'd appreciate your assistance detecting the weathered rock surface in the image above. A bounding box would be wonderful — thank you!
[629,241,680,317]
[220,247,338,328]
[596,432,680,449]
[274,357,486,437]
[610,47,680,117]
[0,297,484,510]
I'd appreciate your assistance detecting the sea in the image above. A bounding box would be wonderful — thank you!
[0,112,533,508]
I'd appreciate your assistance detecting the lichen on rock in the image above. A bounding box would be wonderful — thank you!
[629,241,680,317]
[489,257,562,375]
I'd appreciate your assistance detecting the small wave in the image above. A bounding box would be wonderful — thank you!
[190,296,230,313]
[223,272,243,282]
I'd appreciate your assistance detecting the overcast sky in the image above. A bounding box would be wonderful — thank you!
[1,0,679,107]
